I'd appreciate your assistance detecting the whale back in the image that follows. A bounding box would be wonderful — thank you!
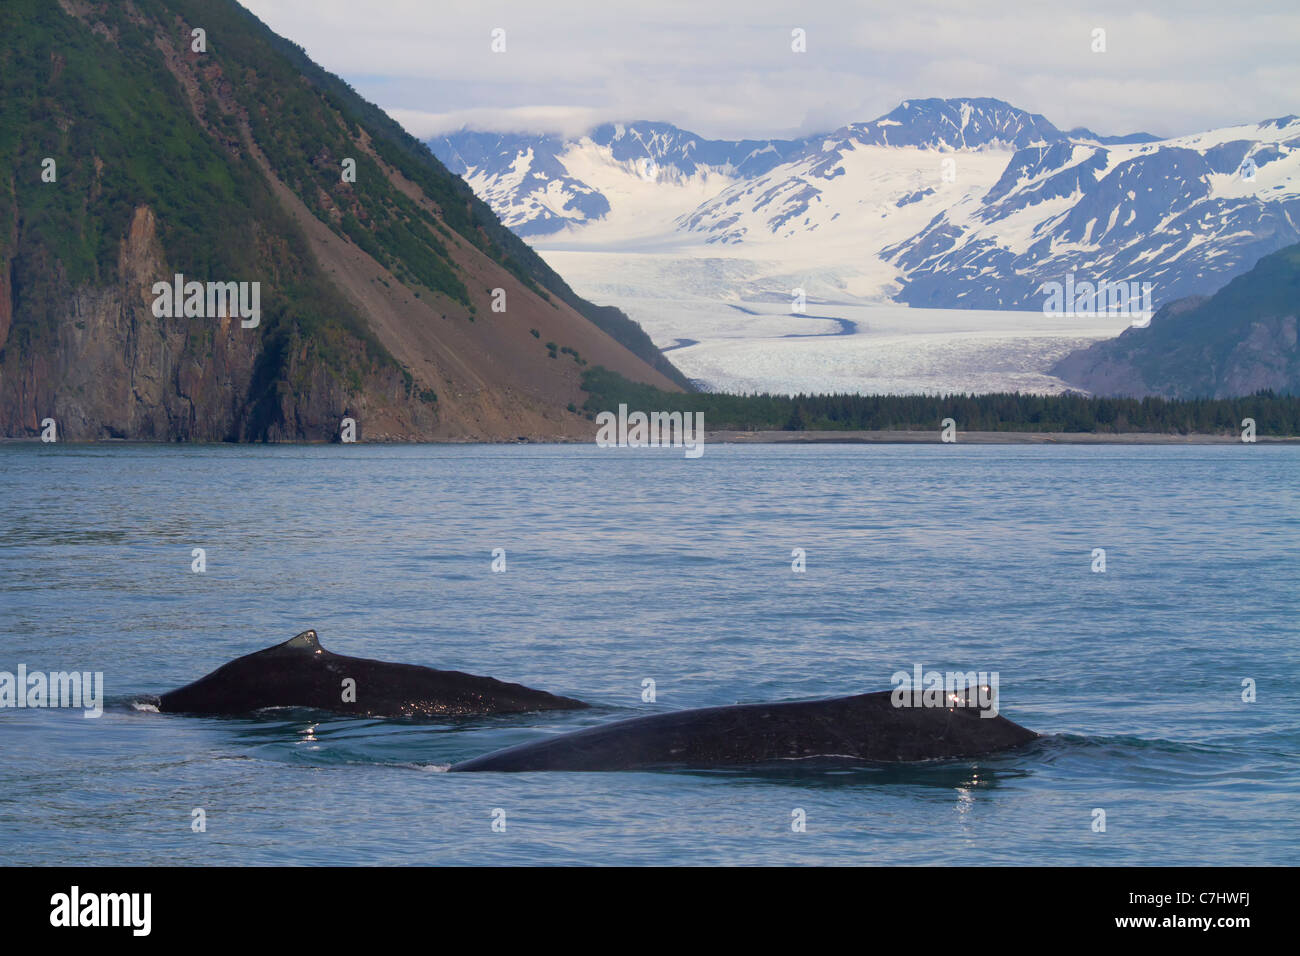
[156,630,587,717]
[451,689,1039,771]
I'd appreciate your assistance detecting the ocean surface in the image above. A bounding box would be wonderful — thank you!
[0,442,1296,866]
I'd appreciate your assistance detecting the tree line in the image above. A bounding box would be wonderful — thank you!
[581,367,1300,435]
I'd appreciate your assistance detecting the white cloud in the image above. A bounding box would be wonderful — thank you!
[241,0,1300,142]
[388,107,620,139]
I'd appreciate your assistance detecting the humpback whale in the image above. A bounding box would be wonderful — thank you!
[450,686,1037,771]
[155,630,587,717]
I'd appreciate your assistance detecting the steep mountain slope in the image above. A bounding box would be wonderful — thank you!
[430,100,1300,312]
[1052,242,1300,397]
[0,0,683,442]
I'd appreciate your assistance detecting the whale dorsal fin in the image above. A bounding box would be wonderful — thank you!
[282,629,322,652]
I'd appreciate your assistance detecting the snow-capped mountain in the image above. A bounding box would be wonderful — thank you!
[431,131,613,236]
[839,97,1065,150]
[887,116,1300,309]
[425,98,1299,398]
[430,122,807,237]
[428,98,1300,311]
[674,98,1064,248]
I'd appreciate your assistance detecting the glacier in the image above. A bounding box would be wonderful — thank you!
[427,98,1299,395]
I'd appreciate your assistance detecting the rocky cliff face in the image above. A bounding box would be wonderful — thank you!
[0,199,431,442]
[0,0,681,442]
[1052,243,1300,398]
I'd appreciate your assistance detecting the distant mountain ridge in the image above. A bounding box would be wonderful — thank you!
[431,123,810,237]
[429,98,1300,313]
[429,98,1074,238]
[1066,127,1161,146]
[843,97,1065,149]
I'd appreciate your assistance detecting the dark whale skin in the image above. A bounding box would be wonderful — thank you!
[449,687,1038,771]
[156,630,587,717]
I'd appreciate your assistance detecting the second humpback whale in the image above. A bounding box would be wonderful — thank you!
[450,685,1037,771]
[155,630,587,717]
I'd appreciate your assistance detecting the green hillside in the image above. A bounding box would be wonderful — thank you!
[0,0,684,441]
[1053,242,1300,398]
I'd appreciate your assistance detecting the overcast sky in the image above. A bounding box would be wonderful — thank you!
[240,0,1300,142]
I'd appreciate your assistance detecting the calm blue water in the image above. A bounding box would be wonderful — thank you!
[0,442,1296,865]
